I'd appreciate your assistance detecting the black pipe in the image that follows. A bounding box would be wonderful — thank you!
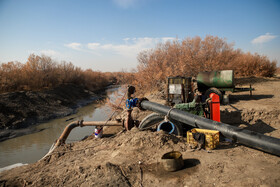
[140,100,280,156]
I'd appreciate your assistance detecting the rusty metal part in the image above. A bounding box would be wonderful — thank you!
[82,121,123,126]
[161,151,184,172]
[197,70,234,91]
[55,121,80,146]
[55,120,123,146]
[166,76,193,106]
[197,70,254,95]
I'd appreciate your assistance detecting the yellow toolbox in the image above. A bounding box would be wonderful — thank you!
[187,128,219,150]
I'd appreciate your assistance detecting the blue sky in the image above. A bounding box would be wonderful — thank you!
[0,0,279,72]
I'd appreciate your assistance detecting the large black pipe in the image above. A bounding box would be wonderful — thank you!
[140,100,280,156]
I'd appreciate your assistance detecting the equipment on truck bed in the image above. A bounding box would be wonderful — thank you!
[166,70,254,105]
[166,76,194,105]
[197,70,254,101]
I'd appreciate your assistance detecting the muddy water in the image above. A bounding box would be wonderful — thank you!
[0,86,125,168]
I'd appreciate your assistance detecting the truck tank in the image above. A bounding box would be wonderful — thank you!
[197,70,234,92]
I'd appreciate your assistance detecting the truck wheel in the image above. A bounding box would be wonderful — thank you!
[205,87,223,102]
[139,113,183,136]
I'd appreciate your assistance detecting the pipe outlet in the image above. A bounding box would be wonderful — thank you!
[157,121,175,134]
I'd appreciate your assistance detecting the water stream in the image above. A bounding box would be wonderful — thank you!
[0,85,124,168]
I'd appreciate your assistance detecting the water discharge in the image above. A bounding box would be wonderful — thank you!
[0,86,124,168]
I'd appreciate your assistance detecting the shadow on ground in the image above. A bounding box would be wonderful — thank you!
[221,106,276,135]
[229,94,274,104]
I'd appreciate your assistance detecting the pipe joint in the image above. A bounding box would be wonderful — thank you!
[78,120,84,127]
[137,97,149,111]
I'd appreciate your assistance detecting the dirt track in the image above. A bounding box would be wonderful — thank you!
[0,76,280,187]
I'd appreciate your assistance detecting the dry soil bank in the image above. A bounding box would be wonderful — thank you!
[0,84,101,142]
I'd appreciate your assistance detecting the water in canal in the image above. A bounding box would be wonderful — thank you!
[0,86,125,169]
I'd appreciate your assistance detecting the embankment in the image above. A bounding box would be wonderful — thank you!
[0,84,102,142]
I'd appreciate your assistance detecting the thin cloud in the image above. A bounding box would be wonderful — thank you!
[27,49,64,61]
[251,33,277,44]
[87,37,176,57]
[87,43,101,50]
[162,37,177,43]
[113,0,138,9]
[64,42,82,50]
[40,49,60,57]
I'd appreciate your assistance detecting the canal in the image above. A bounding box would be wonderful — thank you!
[0,86,124,168]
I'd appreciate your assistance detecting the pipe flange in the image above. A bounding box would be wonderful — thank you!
[79,120,84,127]
[137,97,149,111]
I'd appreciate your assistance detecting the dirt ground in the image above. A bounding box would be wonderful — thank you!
[1,76,280,187]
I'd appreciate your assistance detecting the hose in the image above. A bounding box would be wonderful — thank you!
[139,113,184,136]
[40,143,57,161]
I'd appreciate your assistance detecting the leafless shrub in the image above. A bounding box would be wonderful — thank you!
[134,35,277,93]
[0,54,114,93]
